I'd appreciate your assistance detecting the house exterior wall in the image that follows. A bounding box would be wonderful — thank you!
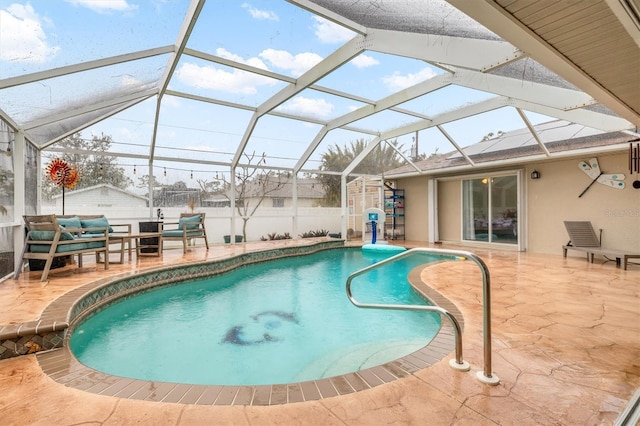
[397,152,639,255]
[525,152,638,254]
[437,179,462,243]
[52,186,147,215]
[402,176,430,242]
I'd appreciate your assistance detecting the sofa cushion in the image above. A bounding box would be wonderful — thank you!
[80,217,113,233]
[30,241,91,253]
[178,215,201,230]
[162,230,203,238]
[57,216,82,230]
[29,230,75,241]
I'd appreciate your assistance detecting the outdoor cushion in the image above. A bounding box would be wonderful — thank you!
[80,217,113,233]
[29,230,75,241]
[162,230,204,238]
[57,216,82,229]
[177,215,201,230]
[30,241,91,253]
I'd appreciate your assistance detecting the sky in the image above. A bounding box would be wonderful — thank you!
[0,0,556,187]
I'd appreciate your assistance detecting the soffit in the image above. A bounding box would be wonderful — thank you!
[446,0,640,127]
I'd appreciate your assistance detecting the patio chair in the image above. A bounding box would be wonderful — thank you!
[562,221,640,270]
[161,212,209,253]
[14,214,109,281]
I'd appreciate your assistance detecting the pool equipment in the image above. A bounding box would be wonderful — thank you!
[362,243,405,253]
[363,207,386,244]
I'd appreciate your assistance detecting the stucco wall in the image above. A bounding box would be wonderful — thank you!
[401,176,430,242]
[397,152,639,256]
[526,152,639,254]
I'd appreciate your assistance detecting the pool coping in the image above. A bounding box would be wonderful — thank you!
[33,242,464,406]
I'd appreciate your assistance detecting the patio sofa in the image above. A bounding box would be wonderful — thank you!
[14,215,110,282]
[58,215,132,263]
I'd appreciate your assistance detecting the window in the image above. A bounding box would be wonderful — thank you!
[462,174,518,244]
[272,198,284,208]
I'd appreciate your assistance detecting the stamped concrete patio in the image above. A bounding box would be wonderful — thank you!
[0,239,638,425]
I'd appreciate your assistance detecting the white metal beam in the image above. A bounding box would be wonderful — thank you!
[368,28,525,71]
[436,125,476,166]
[150,0,206,166]
[516,108,551,157]
[452,68,597,111]
[510,99,635,132]
[0,46,174,90]
[293,73,452,172]
[23,89,157,130]
[39,95,153,150]
[286,0,368,35]
[233,35,366,166]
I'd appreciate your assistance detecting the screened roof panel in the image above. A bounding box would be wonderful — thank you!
[438,107,529,149]
[309,0,501,40]
[398,85,498,118]
[1,0,637,179]
[187,0,345,65]
[245,115,324,169]
[1,55,167,125]
[488,57,579,90]
[0,0,188,79]
[26,99,152,147]
[347,109,422,134]
[171,55,290,107]
[312,51,444,101]
[274,88,368,122]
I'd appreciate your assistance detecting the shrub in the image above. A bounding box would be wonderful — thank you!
[299,229,329,238]
[261,232,292,241]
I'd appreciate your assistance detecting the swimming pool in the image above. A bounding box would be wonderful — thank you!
[70,248,442,386]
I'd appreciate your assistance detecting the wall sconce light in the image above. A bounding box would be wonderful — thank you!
[531,170,540,179]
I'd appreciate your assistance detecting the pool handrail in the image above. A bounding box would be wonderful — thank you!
[345,247,499,385]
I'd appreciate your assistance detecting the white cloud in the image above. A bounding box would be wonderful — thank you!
[313,16,354,44]
[176,46,323,93]
[65,0,138,13]
[176,62,275,95]
[216,47,270,71]
[277,96,334,118]
[242,3,278,21]
[0,4,60,63]
[351,54,379,68]
[382,68,438,91]
[259,49,322,77]
[175,47,279,94]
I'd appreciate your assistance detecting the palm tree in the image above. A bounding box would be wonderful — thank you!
[318,139,405,206]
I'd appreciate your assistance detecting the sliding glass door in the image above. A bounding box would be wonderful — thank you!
[462,174,518,245]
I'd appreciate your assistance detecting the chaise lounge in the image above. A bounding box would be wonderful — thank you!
[14,214,110,281]
[562,221,640,270]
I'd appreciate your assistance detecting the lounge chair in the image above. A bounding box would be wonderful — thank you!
[14,215,109,281]
[161,212,209,253]
[562,221,640,270]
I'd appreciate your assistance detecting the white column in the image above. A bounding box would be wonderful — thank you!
[13,131,26,273]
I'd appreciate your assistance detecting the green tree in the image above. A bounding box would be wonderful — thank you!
[318,139,405,206]
[42,132,133,199]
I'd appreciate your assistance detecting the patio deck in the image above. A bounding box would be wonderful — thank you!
[0,239,638,425]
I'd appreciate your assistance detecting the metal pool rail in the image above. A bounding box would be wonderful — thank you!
[345,247,499,385]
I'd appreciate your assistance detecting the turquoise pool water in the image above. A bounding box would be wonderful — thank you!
[70,248,441,386]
